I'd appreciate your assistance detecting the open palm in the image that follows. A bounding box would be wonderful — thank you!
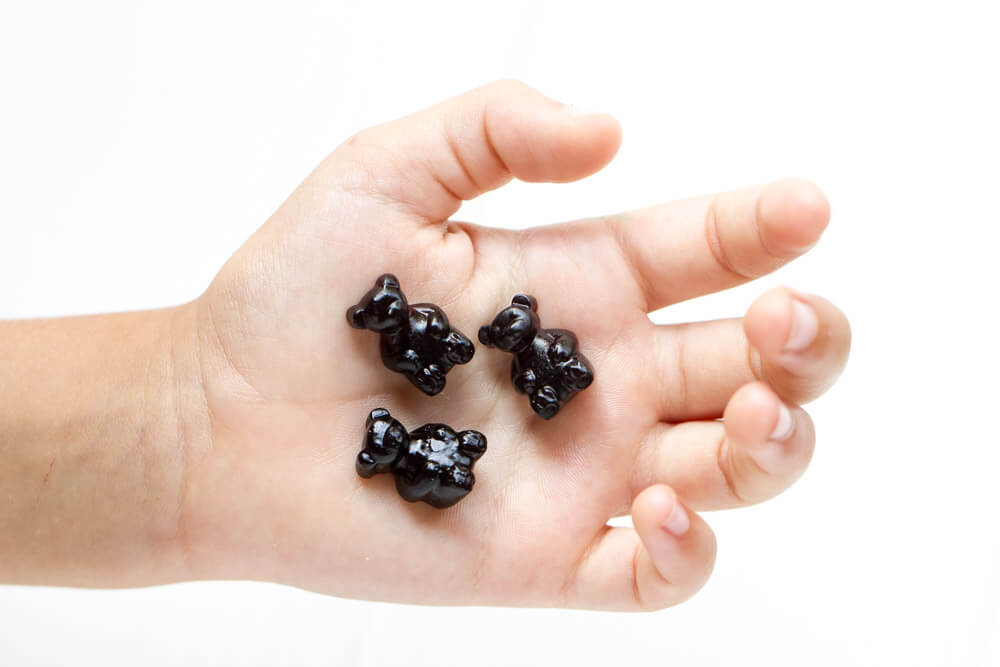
[179,81,850,610]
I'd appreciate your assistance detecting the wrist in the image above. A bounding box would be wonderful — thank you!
[159,302,216,582]
[0,305,211,586]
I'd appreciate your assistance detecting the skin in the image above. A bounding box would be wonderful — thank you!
[0,80,850,611]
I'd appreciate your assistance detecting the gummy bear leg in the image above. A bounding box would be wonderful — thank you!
[408,364,446,396]
[428,467,475,508]
[393,458,440,503]
[530,386,561,420]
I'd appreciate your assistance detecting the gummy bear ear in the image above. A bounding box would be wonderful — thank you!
[356,450,378,478]
[477,325,494,346]
[366,407,391,426]
[511,294,537,311]
[347,306,367,329]
[377,273,400,288]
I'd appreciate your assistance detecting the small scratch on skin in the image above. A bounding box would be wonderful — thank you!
[34,457,56,507]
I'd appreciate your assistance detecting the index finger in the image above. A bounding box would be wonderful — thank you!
[598,179,831,311]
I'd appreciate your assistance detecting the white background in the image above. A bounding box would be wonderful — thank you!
[1,1,998,665]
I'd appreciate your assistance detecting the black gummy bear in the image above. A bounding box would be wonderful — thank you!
[347,274,475,396]
[479,294,594,420]
[356,408,487,508]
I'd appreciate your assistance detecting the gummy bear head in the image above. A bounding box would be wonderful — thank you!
[478,294,539,353]
[347,274,409,333]
[357,407,408,477]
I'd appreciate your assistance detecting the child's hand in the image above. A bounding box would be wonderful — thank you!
[179,81,850,610]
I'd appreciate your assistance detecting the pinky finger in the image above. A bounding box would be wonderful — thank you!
[569,486,716,611]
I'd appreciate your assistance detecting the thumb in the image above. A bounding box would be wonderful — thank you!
[321,79,622,222]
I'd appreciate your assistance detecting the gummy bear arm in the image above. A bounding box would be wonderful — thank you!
[458,430,487,460]
[548,329,579,361]
[512,367,537,395]
[569,357,595,389]
[407,365,446,396]
[381,342,421,373]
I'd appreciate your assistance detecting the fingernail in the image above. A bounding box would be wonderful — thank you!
[749,441,785,472]
[784,298,818,352]
[662,498,690,537]
[770,401,794,441]
[750,402,794,472]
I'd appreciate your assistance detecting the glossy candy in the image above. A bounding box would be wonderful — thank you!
[356,408,487,508]
[479,294,595,419]
[347,274,475,396]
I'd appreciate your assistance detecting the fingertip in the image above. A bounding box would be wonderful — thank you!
[492,98,622,183]
[326,79,623,220]
[758,179,831,252]
[574,110,624,177]
[551,112,622,182]
[723,381,815,484]
[561,104,622,138]
[744,286,796,354]
[724,381,782,436]
[632,485,716,608]
[634,485,689,538]
[745,287,851,400]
